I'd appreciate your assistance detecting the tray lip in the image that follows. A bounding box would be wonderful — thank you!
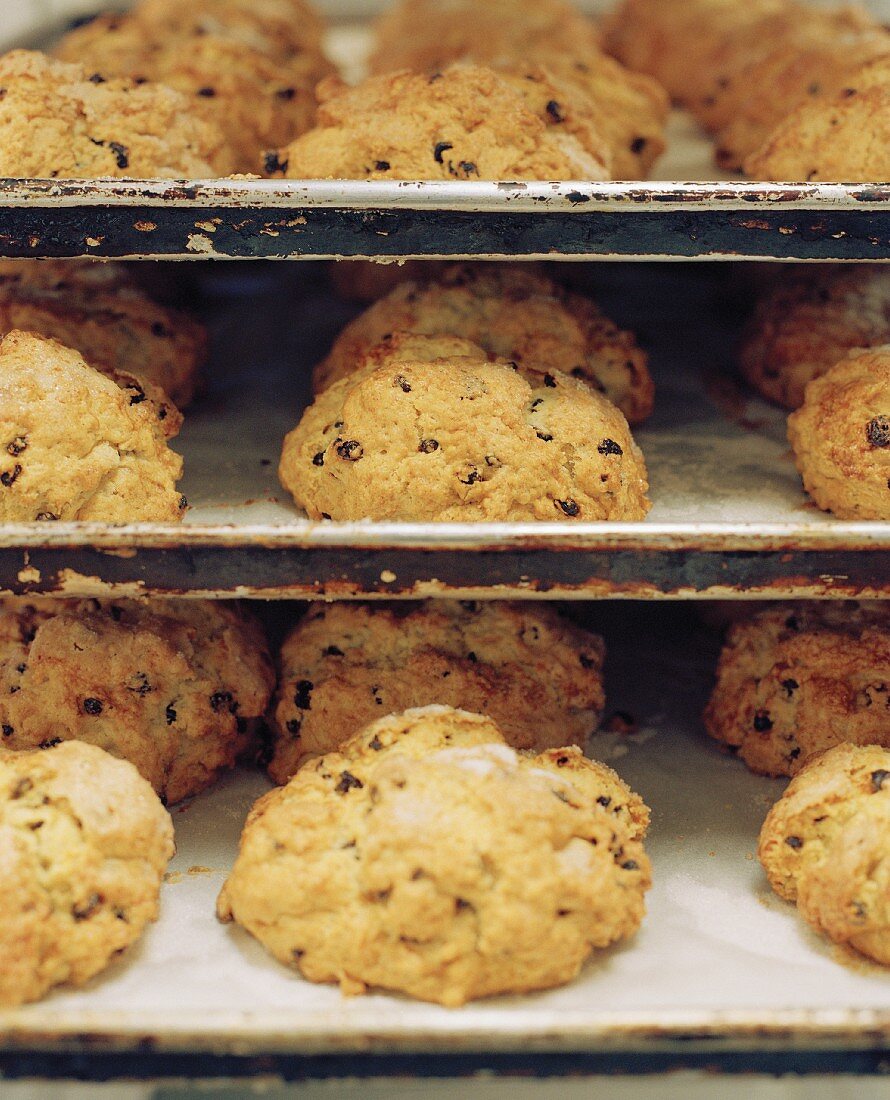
[1,178,889,211]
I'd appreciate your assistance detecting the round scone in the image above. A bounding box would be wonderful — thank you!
[739,266,890,410]
[0,330,185,523]
[280,333,651,522]
[0,598,275,805]
[759,743,890,965]
[745,57,890,182]
[0,260,207,409]
[218,706,651,1006]
[278,65,611,182]
[314,265,654,425]
[787,346,890,520]
[0,50,223,178]
[704,604,890,776]
[0,740,174,1007]
[267,600,607,783]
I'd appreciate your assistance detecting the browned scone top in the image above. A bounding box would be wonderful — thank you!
[0,50,224,178]
[278,65,612,181]
[219,705,651,1006]
[0,260,207,410]
[705,604,890,776]
[739,265,890,410]
[314,265,654,425]
[280,332,651,522]
[267,600,607,783]
[0,330,185,523]
[0,740,174,1007]
[0,597,275,805]
[788,345,890,520]
[759,742,890,965]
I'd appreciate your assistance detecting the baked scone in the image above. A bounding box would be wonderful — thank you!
[0,598,274,805]
[0,50,223,178]
[739,266,890,410]
[314,265,654,425]
[0,330,185,523]
[279,332,651,522]
[704,604,890,776]
[136,0,327,56]
[0,740,174,1007]
[57,11,332,175]
[278,65,611,181]
[759,743,890,965]
[218,705,651,1006]
[745,57,890,182]
[267,600,607,783]
[0,260,207,410]
[787,346,890,520]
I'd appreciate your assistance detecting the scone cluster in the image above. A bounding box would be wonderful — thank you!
[604,0,890,181]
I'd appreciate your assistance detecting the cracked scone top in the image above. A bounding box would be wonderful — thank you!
[278,64,611,181]
[739,266,890,410]
[0,330,186,523]
[0,50,223,178]
[280,333,651,522]
[704,604,890,776]
[759,743,890,966]
[0,260,207,410]
[314,265,654,426]
[0,740,174,1007]
[219,705,651,1006]
[0,598,275,805]
[267,600,607,783]
[788,346,890,520]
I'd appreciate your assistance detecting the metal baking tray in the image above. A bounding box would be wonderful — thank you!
[1,263,887,601]
[0,607,886,1073]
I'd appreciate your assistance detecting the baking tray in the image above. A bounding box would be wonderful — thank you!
[0,607,886,1073]
[1,263,887,601]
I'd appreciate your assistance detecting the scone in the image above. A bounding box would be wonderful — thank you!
[267,600,607,783]
[739,266,890,410]
[314,265,655,425]
[135,0,327,56]
[0,740,174,1007]
[0,260,207,409]
[759,743,890,965]
[57,10,332,175]
[0,598,275,805]
[277,65,611,181]
[0,50,223,178]
[219,705,651,1006]
[704,604,890,776]
[745,57,890,182]
[0,330,185,523]
[279,333,651,522]
[787,346,890,520]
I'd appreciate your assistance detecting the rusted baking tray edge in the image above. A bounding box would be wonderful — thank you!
[1,522,888,599]
[0,179,888,260]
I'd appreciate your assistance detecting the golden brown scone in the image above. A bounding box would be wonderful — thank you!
[0,50,223,178]
[739,266,890,410]
[0,330,185,523]
[135,0,327,56]
[279,65,611,181]
[280,332,651,522]
[704,604,890,776]
[267,600,607,783]
[0,740,174,1007]
[745,57,890,182]
[759,743,890,965]
[788,346,890,520]
[315,265,654,424]
[0,598,274,805]
[218,705,651,1006]
[0,260,206,410]
[56,11,332,175]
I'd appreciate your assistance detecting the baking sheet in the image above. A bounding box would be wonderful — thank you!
[0,608,886,1057]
